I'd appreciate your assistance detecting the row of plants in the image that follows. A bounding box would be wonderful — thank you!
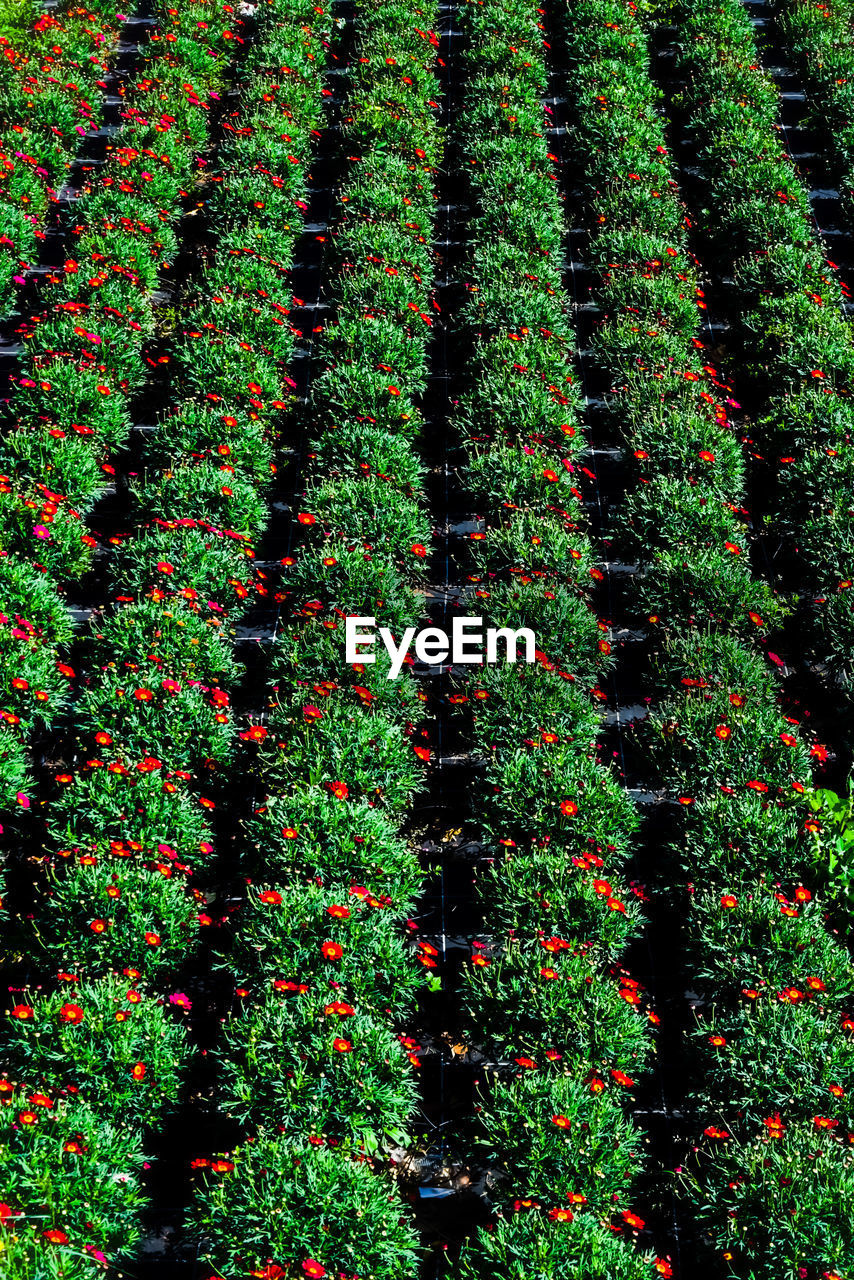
[188,1,444,1274]
[771,0,854,225]
[673,0,854,703]
[0,2,299,1273]
[0,0,125,322]
[559,0,854,1271]
[0,0,245,900]
[447,1,664,1274]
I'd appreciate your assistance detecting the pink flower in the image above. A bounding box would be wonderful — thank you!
[169,992,192,1011]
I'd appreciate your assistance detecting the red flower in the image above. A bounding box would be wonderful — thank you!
[813,1115,839,1130]
[240,725,267,742]
[714,725,731,741]
[302,1263,326,1279]
[622,1210,645,1229]
[327,780,348,800]
[708,1034,726,1047]
[720,894,737,909]
[10,1005,34,1020]
[320,941,343,961]
[144,932,161,947]
[259,890,282,905]
[130,1062,147,1081]
[763,1113,785,1138]
[559,799,578,817]
[411,543,427,557]
[332,1038,352,1053]
[43,1229,69,1245]
[324,1001,355,1017]
[326,904,350,919]
[134,688,154,701]
[59,1004,84,1024]
[548,1207,573,1221]
[551,1114,571,1128]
